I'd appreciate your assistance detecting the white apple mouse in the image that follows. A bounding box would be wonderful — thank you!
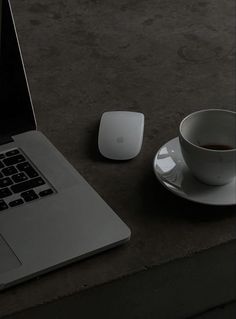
[98,111,144,160]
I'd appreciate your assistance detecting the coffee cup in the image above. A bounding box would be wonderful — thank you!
[179,109,236,185]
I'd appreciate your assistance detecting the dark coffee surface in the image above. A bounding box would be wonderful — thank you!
[200,144,234,150]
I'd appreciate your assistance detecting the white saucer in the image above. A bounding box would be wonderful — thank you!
[153,137,236,206]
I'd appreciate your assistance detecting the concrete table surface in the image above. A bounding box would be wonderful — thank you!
[0,0,235,318]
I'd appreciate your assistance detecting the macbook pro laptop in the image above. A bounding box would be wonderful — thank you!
[0,0,130,290]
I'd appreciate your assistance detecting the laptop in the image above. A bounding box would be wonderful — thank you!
[0,0,130,290]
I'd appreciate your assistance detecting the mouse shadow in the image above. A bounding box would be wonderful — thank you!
[140,169,236,223]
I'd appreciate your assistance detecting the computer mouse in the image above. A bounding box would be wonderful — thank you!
[98,111,144,160]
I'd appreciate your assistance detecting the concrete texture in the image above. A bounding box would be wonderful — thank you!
[192,302,236,319]
[0,0,235,317]
[3,240,236,319]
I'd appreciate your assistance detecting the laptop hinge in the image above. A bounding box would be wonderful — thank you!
[0,136,14,146]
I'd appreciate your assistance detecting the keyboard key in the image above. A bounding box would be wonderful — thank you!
[17,162,38,178]
[2,166,18,176]
[0,188,12,199]
[21,190,38,202]
[12,173,28,183]
[0,177,13,188]
[16,162,29,171]
[3,155,25,166]
[11,177,45,194]
[6,149,20,157]
[39,189,53,197]
[9,199,24,207]
[0,200,8,211]
[0,149,55,209]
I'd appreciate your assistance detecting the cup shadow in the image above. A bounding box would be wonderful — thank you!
[140,169,236,223]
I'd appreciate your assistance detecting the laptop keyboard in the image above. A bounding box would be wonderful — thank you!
[0,148,55,212]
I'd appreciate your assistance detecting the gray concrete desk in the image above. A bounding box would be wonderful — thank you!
[0,0,236,318]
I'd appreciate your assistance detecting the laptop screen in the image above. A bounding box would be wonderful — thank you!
[0,0,36,140]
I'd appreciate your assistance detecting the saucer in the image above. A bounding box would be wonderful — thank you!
[153,137,236,206]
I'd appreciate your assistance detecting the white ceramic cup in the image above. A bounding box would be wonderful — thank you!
[179,109,236,185]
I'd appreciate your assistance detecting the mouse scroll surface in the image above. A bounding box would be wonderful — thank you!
[98,111,144,160]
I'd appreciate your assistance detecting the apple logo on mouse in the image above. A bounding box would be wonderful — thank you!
[116,137,124,143]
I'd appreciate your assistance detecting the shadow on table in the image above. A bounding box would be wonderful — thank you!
[140,169,236,223]
[87,122,235,222]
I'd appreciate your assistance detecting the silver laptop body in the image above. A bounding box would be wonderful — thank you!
[0,0,130,290]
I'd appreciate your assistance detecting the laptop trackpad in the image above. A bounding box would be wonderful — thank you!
[0,234,22,274]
